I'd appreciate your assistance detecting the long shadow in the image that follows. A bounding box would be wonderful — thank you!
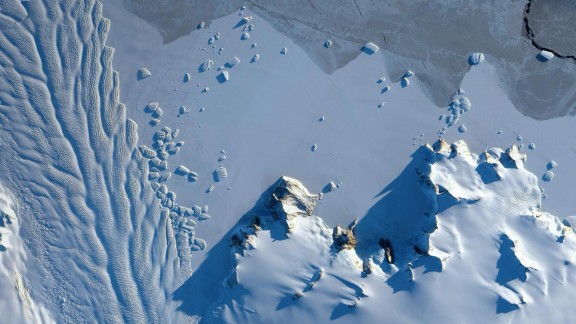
[354,146,436,260]
[172,181,278,320]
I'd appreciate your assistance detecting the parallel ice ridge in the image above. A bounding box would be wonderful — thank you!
[189,141,576,322]
[0,1,175,322]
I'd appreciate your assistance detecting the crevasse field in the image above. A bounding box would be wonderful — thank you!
[1,1,576,323]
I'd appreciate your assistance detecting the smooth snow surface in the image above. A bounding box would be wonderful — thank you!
[1,1,576,323]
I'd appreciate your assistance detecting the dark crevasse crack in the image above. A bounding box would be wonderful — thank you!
[523,0,576,61]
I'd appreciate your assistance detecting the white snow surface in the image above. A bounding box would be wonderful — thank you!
[0,0,575,323]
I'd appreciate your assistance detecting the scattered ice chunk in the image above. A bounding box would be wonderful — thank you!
[459,97,471,111]
[497,130,503,134]
[218,71,230,83]
[241,6,246,10]
[280,47,288,55]
[137,68,152,80]
[192,205,202,217]
[381,86,390,93]
[327,181,337,192]
[200,59,213,72]
[377,77,386,83]
[150,182,161,192]
[218,155,227,162]
[516,135,523,141]
[400,77,410,88]
[251,42,257,48]
[213,165,228,182]
[183,73,191,83]
[542,171,555,182]
[458,124,467,133]
[537,50,554,62]
[319,116,325,122]
[218,47,224,55]
[247,24,254,32]
[311,144,318,152]
[144,102,159,113]
[152,107,163,118]
[468,53,485,65]
[192,238,207,251]
[227,57,241,68]
[179,106,189,116]
[188,173,198,182]
[206,185,215,193]
[202,87,210,93]
[241,32,250,40]
[404,70,414,78]
[251,54,260,63]
[158,172,171,182]
[175,165,191,175]
[378,102,385,108]
[199,107,205,112]
[528,143,536,150]
[148,172,159,181]
[197,21,205,29]
[362,42,380,55]
[547,160,558,170]
[324,40,332,48]
[149,118,160,126]
[208,36,215,45]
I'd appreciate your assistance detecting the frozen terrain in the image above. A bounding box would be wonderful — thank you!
[1,0,576,323]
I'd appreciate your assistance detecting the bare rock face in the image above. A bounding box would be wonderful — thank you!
[332,218,358,251]
[378,238,395,264]
[265,176,320,233]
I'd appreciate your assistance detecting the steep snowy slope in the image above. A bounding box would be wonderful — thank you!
[179,141,576,323]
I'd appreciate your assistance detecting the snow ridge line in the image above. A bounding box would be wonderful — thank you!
[0,0,174,322]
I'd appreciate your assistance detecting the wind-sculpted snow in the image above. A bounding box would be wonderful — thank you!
[0,1,176,322]
[175,142,576,323]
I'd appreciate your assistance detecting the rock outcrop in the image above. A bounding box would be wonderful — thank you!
[265,176,320,233]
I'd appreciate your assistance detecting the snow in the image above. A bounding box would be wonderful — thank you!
[1,0,576,323]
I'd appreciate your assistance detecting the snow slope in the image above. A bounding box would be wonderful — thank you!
[180,141,576,323]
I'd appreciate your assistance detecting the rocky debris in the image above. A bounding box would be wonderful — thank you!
[332,218,358,251]
[324,40,332,48]
[230,216,261,252]
[213,165,228,182]
[265,176,320,233]
[537,50,554,62]
[378,238,395,264]
[542,171,554,182]
[362,42,380,55]
[468,52,485,65]
[200,59,213,72]
[280,47,288,55]
[137,68,152,80]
